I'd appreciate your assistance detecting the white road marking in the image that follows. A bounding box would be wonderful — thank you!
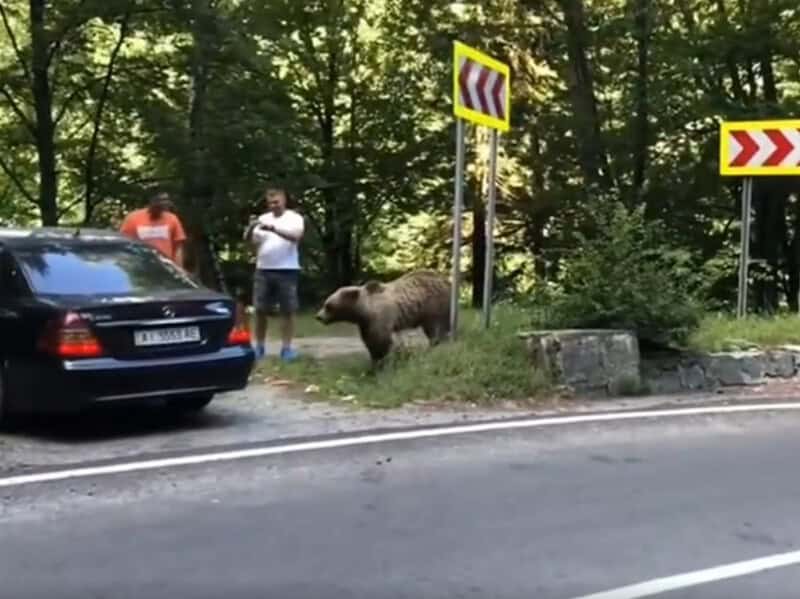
[571,548,800,599]
[2,401,800,489]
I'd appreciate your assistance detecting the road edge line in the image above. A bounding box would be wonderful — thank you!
[2,401,800,489]
[570,548,800,598]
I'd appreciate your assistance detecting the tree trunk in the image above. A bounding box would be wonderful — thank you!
[322,193,355,288]
[183,0,219,289]
[788,200,800,313]
[752,179,785,313]
[751,51,786,313]
[527,123,549,280]
[760,53,779,106]
[713,0,747,103]
[557,0,613,190]
[29,0,58,225]
[84,13,131,224]
[630,0,650,201]
[319,40,356,288]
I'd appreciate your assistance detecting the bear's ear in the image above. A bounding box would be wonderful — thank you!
[341,287,361,301]
[364,280,385,295]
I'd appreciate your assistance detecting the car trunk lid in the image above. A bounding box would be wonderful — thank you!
[71,294,237,360]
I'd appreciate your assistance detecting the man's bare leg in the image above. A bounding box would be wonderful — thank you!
[235,301,249,330]
[280,313,297,360]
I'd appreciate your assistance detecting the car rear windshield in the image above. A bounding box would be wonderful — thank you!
[13,241,199,296]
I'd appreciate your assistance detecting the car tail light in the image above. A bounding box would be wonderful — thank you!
[39,312,104,359]
[226,325,251,346]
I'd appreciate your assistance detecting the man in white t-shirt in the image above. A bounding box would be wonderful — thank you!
[245,185,304,361]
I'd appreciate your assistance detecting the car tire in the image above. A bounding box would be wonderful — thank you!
[166,394,214,413]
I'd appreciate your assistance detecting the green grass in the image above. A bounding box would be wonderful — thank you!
[688,313,800,352]
[260,307,800,405]
[252,311,357,339]
[259,304,551,409]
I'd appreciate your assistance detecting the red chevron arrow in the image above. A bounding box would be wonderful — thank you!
[765,129,793,166]
[459,59,476,111]
[730,130,759,167]
[492,74,505,119]
[475,66,491,115]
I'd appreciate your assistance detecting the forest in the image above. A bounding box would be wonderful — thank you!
[2,0,800,326]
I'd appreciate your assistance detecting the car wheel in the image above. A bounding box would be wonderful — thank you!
[166,394,214,413]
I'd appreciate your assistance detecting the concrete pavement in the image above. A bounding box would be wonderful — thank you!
[3,408,800,598]
[3,371,797,475]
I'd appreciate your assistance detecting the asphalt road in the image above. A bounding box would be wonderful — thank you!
[2,409,800,598]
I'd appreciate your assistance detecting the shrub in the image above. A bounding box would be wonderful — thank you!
[544,202,705,346]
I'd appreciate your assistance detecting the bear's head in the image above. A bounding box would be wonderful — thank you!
[315,281,386,324]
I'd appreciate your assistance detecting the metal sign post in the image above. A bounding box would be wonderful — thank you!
[720,119,800,319]
[450,118,466,338]
[451,41,511,336]
[736,177,753,319]
[481,129,499,329]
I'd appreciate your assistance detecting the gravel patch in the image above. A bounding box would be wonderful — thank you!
[0,336,798,474]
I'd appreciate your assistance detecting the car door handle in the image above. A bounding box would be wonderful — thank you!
[0,308,18,319]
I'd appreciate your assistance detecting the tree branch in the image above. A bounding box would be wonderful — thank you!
[46,0,89,68]
[63,113,93,141]
[0,2,31,84]
[58,196,85,220]
[53,76,106,126]
[0,85,36,136]
[0,154,37,206]
[84,14,131,221]
[296,31,328,109]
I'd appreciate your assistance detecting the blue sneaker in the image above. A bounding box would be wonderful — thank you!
[254,344,266,360]
[280,347,298,362]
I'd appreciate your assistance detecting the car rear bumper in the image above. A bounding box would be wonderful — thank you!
[9,345,255,412]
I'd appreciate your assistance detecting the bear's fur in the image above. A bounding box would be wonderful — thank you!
[315,270,452,364]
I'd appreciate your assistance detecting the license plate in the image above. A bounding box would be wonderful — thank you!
[133,326,201,347]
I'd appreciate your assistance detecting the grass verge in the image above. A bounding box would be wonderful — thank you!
[688,313,800,352]
[259,305,551,409]
[254,311,356,338]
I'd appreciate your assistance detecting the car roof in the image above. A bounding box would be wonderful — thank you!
[0,227,130,248]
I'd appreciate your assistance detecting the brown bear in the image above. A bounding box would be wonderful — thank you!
[315,270,452,364]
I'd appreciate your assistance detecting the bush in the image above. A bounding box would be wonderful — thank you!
[544,202,705,346]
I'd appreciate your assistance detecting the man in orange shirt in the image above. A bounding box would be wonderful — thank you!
[120,191,187,267]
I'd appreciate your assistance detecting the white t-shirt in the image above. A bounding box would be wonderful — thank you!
[252,209,304,270]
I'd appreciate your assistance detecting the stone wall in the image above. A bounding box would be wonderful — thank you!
[642,347,800,394]
[520,329,800,398]
[521,329,641,396]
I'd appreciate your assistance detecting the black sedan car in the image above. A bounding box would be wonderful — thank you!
[0,227,255,422]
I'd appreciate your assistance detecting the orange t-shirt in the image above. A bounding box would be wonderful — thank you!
[120,208,187,261]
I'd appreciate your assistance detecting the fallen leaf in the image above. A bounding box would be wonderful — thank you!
[305,384,320,394]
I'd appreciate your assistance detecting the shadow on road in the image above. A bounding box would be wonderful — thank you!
[1,401,245,445]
